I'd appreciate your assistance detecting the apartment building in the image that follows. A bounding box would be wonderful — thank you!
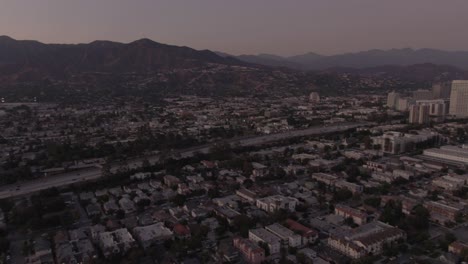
[265,223,302,248]
[233,237,265,264]
[248,228,281,254]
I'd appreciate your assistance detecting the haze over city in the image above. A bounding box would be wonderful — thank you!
[2,0,468,55]
[2,1,468,264]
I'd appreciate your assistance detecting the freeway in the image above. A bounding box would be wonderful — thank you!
[0,168,102,199]
[0,122,369,199]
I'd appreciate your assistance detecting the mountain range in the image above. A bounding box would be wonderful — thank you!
[220,49,468,70]
[0,36,467,99]
[0,35,247,82]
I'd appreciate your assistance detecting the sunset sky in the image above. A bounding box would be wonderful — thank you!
[1,0,468,56]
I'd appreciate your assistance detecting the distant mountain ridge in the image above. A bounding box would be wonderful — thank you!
[1,36,467,100]
[0,36,248,82]
[227,48,468,70]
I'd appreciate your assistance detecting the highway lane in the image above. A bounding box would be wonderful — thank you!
[0,168,102,199]
[0,122,368,199]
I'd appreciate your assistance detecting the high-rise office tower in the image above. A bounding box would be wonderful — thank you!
[432,82,451,99]
[449,80,468,118]
[409,104,430,124]
[412,89,433,101]
[416,99,448,117]
[387,91,400,109]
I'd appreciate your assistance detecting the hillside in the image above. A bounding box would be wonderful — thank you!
[231,48,468,70]
[0,36,247,82]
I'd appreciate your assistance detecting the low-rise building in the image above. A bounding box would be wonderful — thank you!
[335,180,364,194]
[251,162,268,180]
[311,173,338,186]
[256,195,298,213]
[265,223,302,248]
[164,175,181,187]
[424,201,464,223]
[335,204,368,225]
[233,237,265,264]
[285,219,318,245]
[133,222,173,249]
[97,228,137,258]
[249,228,281,254]
[372,131,441,154]
[432,174,468,191]
[448,241,468,256]
[423,145,468,166]
[328,222,406,259]
[236,188,257,203]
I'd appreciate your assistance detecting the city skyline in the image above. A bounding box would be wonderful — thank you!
[2,0,468,56]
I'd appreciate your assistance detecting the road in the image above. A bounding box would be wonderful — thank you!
[0,122,368,199]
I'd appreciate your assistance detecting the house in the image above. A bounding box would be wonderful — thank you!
[201,160,217,169]
[86,204,102,217]
[133,222,173,249]
[97,228,137,258]
[173,224,191,239]
[251,162,268,179]
[118,197,136,214]
[186,175,205,184]
[79,192,95,202]
[95,189,108,199]
[164,175,181,187]
[217,239,239,263]
[26,236,54,264]
[233,237,265,264]
[103,200,119,215]
[108,187,123,197]
[177,183,191,195]
[55,230,97,264]
[448,241,468,256]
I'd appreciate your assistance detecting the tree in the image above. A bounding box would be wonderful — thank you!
[364,197,381,208]
[207,188,220,199]
[171,194,187,207]
[344,217,355,227]
[115,209,125,219]
[209,142,233,160]
[408,205,429,230]
[232,215,252,237]
[379,200,403,226]
[455,212,465,223]
[333,188,353,202]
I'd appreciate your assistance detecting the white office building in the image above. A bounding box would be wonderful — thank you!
[423,145,468,165]
[387,92,400,109]
[449,80,468,118]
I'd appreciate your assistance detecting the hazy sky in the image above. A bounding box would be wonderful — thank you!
[1,0,468,56]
